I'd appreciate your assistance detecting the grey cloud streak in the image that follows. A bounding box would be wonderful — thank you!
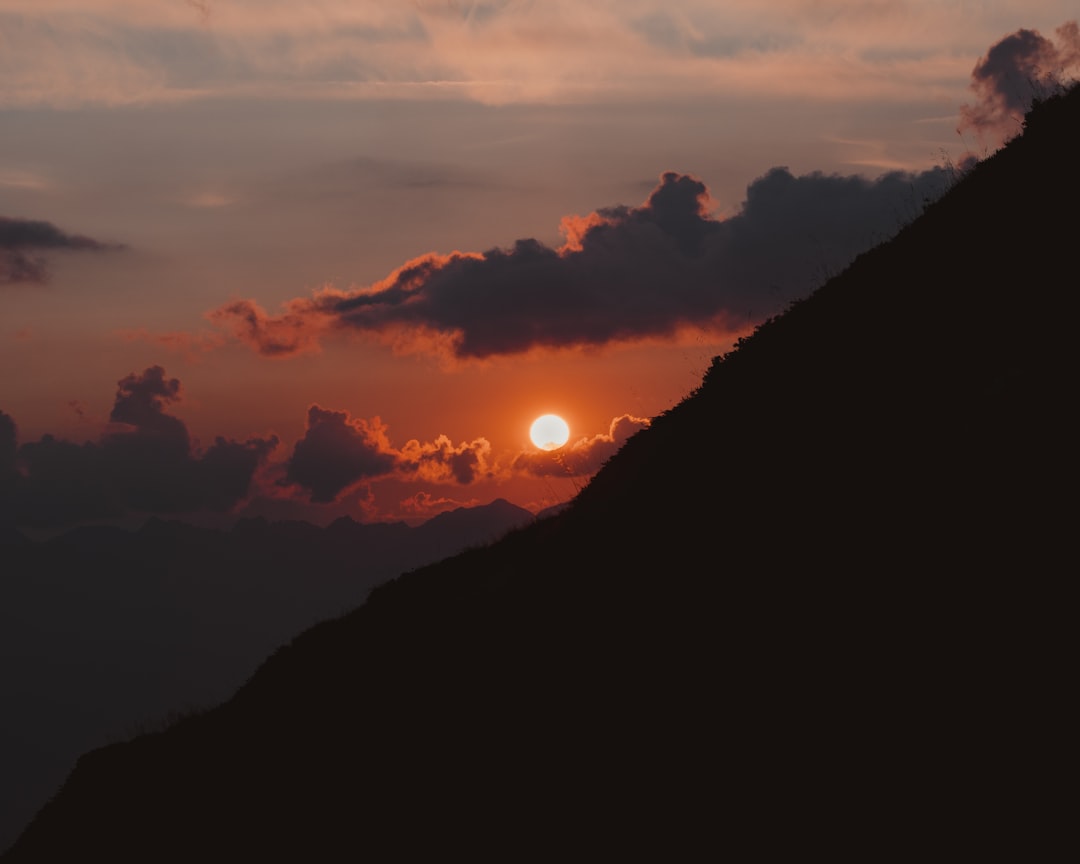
[1,215,122,285]
[212,165,961,361]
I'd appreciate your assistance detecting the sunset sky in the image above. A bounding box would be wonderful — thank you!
[2,1,1077,529]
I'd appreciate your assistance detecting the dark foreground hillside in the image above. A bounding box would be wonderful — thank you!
[6,87,1077,860]
[0,498,534,853]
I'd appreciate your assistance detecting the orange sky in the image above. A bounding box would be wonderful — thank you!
[2,2,1077,527]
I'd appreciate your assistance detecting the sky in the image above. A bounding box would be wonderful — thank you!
[2,1,1078,530]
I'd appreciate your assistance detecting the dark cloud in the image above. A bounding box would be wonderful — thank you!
[109,366,187,442]
[3,367,276,528]
[514,414,650,478]
[284,406,397,503]
[280,406,494,503]
[212,165,959,361]
[195,436,280,512]
[0,216,121,285]
[959,21,1080,144]
[0,217,109,251]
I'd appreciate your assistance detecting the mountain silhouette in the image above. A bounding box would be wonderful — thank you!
[0,499,533,855]
[4,85,1077,860]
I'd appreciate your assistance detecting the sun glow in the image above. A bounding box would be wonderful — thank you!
[530,414,570,451]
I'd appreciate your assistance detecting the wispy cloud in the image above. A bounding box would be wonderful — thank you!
[115,328,227,363]
[0,216,122,285]
[3,2,1073,106]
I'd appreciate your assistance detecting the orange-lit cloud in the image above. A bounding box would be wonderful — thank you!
[210,165,959,361]
[206,296,337,358]
[513,414,651,478]
[557,210,625,255]
[398,435,493,485]
[399,490,480,518]
[273,400,652,506]
[277,403,495,504]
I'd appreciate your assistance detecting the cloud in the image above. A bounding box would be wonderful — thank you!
[2,1,1053,106]
[398,434,493,484]
[0,216,121,285]
[513,414,650,478]
[108,366,186,440]
[399,491,480,518]
[283,406,397,503]
[280,405,493,503]
[276,402,650,509]
[2,367,276,528]
[2,370,650,527]
[959,21,1080,145]
[212,166,956,361]
[206,297,335,357]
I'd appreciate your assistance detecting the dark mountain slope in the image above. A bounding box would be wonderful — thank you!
[6,87,1077,860]
[0,499,534,854]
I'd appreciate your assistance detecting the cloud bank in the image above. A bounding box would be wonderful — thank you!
[1,216,120,285]
[212,165,958,362]
[2,370,643,527]
[1,367,277,528]
[2,1,1066,106]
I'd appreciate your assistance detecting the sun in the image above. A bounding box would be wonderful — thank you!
[530,414,570,451]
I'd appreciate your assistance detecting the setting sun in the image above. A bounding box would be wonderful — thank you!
[530,414,570,451]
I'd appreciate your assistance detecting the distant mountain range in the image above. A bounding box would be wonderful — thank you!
[0,498,534,854]
[4,84,1077,860]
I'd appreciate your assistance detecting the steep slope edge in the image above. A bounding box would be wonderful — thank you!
[5,87,1077,861]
